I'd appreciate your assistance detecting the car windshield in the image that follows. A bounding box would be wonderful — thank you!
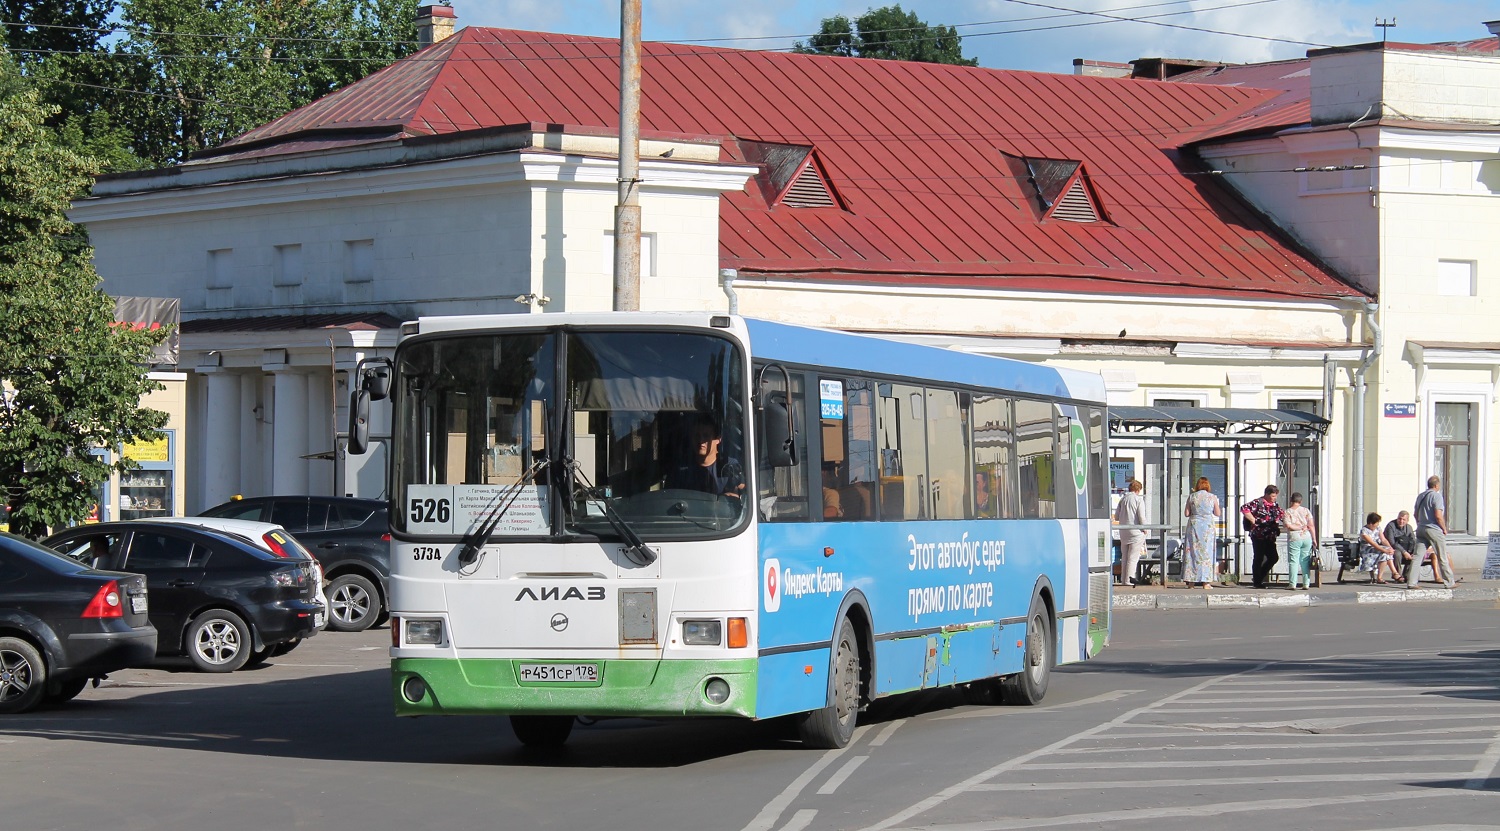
[6,531,94,574]
[392,329,748,540]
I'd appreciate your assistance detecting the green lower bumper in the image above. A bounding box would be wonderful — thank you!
[392,657,758,719]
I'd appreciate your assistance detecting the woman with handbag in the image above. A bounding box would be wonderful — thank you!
[1182,477,1221,589]
[1282,492,1316,590]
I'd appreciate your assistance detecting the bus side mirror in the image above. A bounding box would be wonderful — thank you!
[348,388,371,455]
[760,391,798,468]
[347,357,391,456]
[755,360,799,469]
[364,364,391,401]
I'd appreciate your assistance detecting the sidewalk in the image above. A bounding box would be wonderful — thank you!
[1112,566,1498,611]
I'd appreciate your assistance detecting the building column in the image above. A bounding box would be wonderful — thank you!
[200,369,242,509]
[307,369,334,495]
[270,366,310,495]
[239,373,264,496]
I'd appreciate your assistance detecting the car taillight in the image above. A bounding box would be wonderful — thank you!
[271,566,308,587]
[263,532,290,557]
[82,580,123,619]
[381,533,391,542]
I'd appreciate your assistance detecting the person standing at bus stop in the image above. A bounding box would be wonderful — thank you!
[1414,476,1456,589]
[1182,477,1220,590]
[1241,485,1284,588]
[1282,492,1316,590]
[1114,479,1147,587]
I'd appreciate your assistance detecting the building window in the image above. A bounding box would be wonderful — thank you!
[1434,402,1474,534]
[1436,260,1476,297]
[207,248,233,289]
[345,239,374,284]
[1152,398,1201,408]
[602,232,656,278]
[274,244,303,287]
[1274,398,1320,504]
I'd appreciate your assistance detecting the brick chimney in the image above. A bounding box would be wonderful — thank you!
[417,4,457,47]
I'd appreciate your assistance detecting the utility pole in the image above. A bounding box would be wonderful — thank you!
[613,0,643,311]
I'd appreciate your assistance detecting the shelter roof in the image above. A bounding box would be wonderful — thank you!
[1110,405,1329,436]
[202,28,1365,303]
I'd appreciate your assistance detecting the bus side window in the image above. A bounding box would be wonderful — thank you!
[878,383,928,521]
[1087,406,1109,518]
[926,388,971,520]
[1015,398,1055,518]
[1054,405,1079,520]
[820,378,877,522]
[972,395,1015,519]
[757,368,808,522]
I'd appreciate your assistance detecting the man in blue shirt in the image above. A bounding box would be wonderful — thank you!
[1413,476,1455,589]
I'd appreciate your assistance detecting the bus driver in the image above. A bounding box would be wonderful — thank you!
[667,417,745,499]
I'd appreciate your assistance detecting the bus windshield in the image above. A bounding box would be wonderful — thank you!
[392,329,748,540]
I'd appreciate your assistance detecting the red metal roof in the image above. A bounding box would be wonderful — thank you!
[209,28,1366,302]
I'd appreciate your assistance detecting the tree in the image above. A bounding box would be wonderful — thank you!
[0,55,169,538]
[112,0,420,165]
[795,5,977,66]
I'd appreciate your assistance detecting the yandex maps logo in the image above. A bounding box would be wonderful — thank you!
[763,558,781,612]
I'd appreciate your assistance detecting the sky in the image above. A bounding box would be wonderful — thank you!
[450,0,1498,74]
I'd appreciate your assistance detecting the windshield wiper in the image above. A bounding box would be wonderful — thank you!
[565,458,656,567]
[455,458,548,568]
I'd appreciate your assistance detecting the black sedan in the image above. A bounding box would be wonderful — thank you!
[0,531,156,714]
[200,496,390,632]
[44,521,323,673]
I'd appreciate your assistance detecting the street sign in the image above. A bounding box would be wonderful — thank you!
[1384,403,1417,418]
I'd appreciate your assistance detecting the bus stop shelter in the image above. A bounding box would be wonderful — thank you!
[1108,406,1331,586]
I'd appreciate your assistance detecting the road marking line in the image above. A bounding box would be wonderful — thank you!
[878,790,1448,830]
[936,690,1141,721]
[1023,754,1475,770]
[1466,732,1500,789]
[818,756,868,794]
[870,720,904,747]
[1085,724,1500,739]
[972,771,1468,790]
[858,663,1262,831]
[1156,702,1500,714]
[1187,692,1498,704]
[739,727,865,831]
[1052,737,1493,754]
[777,810,818,831]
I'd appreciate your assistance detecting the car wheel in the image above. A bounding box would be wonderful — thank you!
[0,637,47,715]
[186,610,252,673]
[510,715,575,748]
[327,574,380,632]
[47,678,89,704]
[797,617,862,748]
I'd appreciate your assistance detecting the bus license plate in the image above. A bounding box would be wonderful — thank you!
[519,663,599,683]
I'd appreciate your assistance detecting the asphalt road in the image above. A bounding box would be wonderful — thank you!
[3,602,1498,831]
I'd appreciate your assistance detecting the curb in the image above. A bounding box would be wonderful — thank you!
[1112,584,1500,611]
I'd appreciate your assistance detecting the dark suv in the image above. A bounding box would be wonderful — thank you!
[199,496,390,632]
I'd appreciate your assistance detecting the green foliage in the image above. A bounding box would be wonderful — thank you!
[0,55,169,537]
[795,4,977,66]
[114,0,420,165]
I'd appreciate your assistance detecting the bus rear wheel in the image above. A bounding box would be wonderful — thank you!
[798,617,861,749]
[510,715,575,748]
[1001,598,1053,705]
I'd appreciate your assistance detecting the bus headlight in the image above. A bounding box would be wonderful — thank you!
[405,618,444,645]
[682,619,722,645]
[704,677,731,704]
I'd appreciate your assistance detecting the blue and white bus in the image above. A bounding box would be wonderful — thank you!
[349,313,1112,749]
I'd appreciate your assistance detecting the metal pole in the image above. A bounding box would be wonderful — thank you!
[613,0,643,312]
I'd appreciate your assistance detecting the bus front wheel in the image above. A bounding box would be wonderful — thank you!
[510,715,575,748]
[1001,598,1053,705]
[798,617,861,749]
